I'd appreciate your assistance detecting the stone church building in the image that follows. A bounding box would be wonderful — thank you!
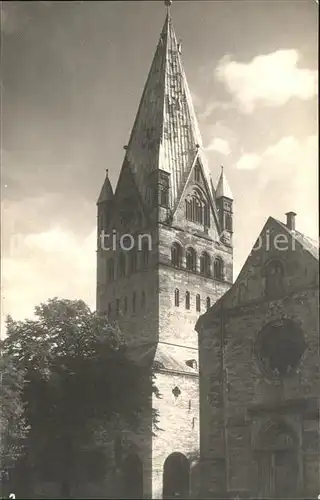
[94,4,319,500]
[196,213,319,499]
[96,5,232,499]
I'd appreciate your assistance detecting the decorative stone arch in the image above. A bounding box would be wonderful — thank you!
[163,452,190,499]
[254,420,300,498]
[122,454,143,499]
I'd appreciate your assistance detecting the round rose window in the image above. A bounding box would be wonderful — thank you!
[255,319,305,378]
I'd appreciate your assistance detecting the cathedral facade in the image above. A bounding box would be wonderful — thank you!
[196,213,319,499]
[96,6,233,499]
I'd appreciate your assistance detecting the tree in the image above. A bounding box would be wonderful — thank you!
[1,298,156,496]
[0,351,28,497]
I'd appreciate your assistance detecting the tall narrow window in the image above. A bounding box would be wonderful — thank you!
[108,302,112,316]
[196,294,201,312]
[118,253,126,278]
[200,252,211,277]
[124,296,128,314]
[206,297,211,310]
[185,291,190,310]
[225,213,232,232]
[141,291,146,309]
[130,248,138,273]
[160,187,169,207]
[214,257,224,280]
[107,258,115,282]
[141,242,149,268]
[171,242,182,268]
[186,247,197,272]
[116,299,120,317]
[132,292,136,313]
[174,288,179,307]
[194,164,201,183]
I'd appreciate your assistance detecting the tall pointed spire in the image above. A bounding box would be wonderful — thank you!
[216,165,233,200]
[124,5,212,208]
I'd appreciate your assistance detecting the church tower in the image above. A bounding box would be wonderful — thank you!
[96,4,233,498]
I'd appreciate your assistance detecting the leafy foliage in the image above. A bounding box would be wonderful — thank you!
[0,298,156,491]
[0,355,28,468]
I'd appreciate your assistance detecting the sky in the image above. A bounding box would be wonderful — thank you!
[1,0,318,334]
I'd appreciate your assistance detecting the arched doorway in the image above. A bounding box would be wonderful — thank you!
[256,422,299,498]
[163,452,190,499]
[122,454,143,499]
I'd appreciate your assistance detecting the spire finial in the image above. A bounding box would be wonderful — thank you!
[221,165,224,172]
[164,0,172,9]
[106,169,108,177]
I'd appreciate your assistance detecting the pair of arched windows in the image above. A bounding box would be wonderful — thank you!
[213,257,224,280]
[200,252,211,277]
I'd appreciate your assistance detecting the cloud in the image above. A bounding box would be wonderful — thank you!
[236,153,261,170]
[1,227,96,336]
[236,134,318,234]
[198,100,234,121]
[205,137,231,155]
[216,50,318,113]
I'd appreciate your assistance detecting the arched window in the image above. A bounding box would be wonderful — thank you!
[225,213,232,232]
[206,297,211,310]
[141,290,146,309]
[264,259,285,298]
[185,291,190,310]
[194,164,201,182]
[141,242,149,268]
[196,294,201,312]
[186,247,197,272]
[130,248,138,273]
[118,253,126,278]
[200,252,211,277]
[107,258,115,282]
[132,291,136,313]
[185,188,210,227]
[174,288,179,307]
[213,257,224,280]
[160,187,169,207]
[171,243,182,268]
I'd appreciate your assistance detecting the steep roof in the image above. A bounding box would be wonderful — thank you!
[196,216,319,333]
[124,10,213,208]
[273,217,319,260]
[215,166,233,200]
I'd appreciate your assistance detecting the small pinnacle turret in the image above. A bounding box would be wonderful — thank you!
[97,169,113,204]
[216,165,233,200]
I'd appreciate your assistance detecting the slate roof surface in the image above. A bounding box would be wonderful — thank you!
[124,12,213,208]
